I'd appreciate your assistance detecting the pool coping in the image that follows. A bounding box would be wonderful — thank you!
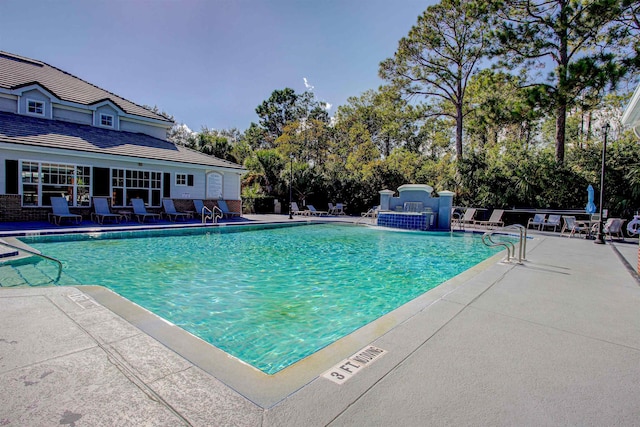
[79,236,521,408]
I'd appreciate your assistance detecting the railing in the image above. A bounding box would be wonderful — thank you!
[481,224,527,263]
[201,205,223,224]
[0,239,63,283]
[451,212,463,231]
[355,208,378,225]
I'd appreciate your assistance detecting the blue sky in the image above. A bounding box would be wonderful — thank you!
[1,0,432,132]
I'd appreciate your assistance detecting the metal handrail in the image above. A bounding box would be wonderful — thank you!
[482,224,527,263]
[0,239,63,283]
[482,233,516,262]
[355,208,378,225]
[201,205,223,224]
[451,212,463,231]
[212,206,223,223]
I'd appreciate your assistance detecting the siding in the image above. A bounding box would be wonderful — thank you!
[120,118,167,140]
[223,171,242,200]
[0,96,16,113]
[53,107,92,125]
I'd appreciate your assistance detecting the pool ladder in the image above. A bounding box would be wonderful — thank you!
[0,239,63,283]
[201,205,223,224]
[481,224,527,264]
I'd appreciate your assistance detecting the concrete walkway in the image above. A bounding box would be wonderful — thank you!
[1,227,639,426]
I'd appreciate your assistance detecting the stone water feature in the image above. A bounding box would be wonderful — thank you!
[376,184,453,231]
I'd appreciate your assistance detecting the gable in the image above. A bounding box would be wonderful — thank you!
[0,51,172,124]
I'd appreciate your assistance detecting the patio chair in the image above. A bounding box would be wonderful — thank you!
[49,196,82,226]
[328,202,337,215]
[131,198,161,223]
[560,215,588,238]
[334,203,346,215]
[602,218,624,241]
[91,197,123,224]
[455,208,477,228]
[162,199,191,222]
[527,213,546,230]
[474,209,505,229]
[541,214,562,232]
[217,200,241,218]
[291,202,309,215]
[307,204,329,216]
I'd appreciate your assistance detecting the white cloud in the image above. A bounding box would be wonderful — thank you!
[303,77,314,91]
[324,102,332,111]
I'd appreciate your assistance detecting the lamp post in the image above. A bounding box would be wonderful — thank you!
[594,123,610,245]
[288,154,293,220]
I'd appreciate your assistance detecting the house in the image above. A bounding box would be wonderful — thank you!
[622,81,640,139]
[621,80,640,275]
[0,51,246,222]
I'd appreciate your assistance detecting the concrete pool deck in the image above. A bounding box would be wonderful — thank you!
[1,217,639,426]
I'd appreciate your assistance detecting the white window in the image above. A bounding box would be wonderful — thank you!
[111,168,162,207]
[27,99,45,116]
[176,173,193,186]
[100,114,114,127]
[20,161,91,207]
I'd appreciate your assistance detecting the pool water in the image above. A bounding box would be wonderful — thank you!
[24,224,501,374]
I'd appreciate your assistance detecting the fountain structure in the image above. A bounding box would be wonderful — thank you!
[376,184,453,231]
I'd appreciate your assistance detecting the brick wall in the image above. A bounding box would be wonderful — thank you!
[1,196,243,222]
[225,200,242,213]
[0,194,92,222]
[0,195,51,222]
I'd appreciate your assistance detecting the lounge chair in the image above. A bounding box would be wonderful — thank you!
[217,200,241,218]
[601,218,624,241]
[455,208,477,228]
[527,213,546,230]
[307,204,329,216]
[91,197,123,224]
[474,209,505,229]
[541,214,561,232]
[334,203,346,215]
[560,216,588,237]
[49,196,82,225]
[328,202,337,215]
[291,202,309,215]
[131,198,161,223]
[162,199,191,222]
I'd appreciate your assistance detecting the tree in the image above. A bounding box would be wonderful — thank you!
[255,88,299,143]
[491,0,634,164]
[379,0,490,159]
[464,69,541,148]
[167,123,195,146]
[255,88,331,147]
[192,127,237,162]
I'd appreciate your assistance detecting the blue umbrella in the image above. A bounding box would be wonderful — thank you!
[586,184,596,214]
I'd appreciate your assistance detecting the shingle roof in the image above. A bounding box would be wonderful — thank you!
[0,111,244,171]
[0,51,172,123]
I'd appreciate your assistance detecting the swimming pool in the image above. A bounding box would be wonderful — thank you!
[19,224,501,374]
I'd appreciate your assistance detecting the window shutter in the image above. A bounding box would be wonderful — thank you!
[163,173,171,198]
[5,160,18,194]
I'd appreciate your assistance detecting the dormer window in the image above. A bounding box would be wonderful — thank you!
[100,114,114,128]
[27,99,45,116]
